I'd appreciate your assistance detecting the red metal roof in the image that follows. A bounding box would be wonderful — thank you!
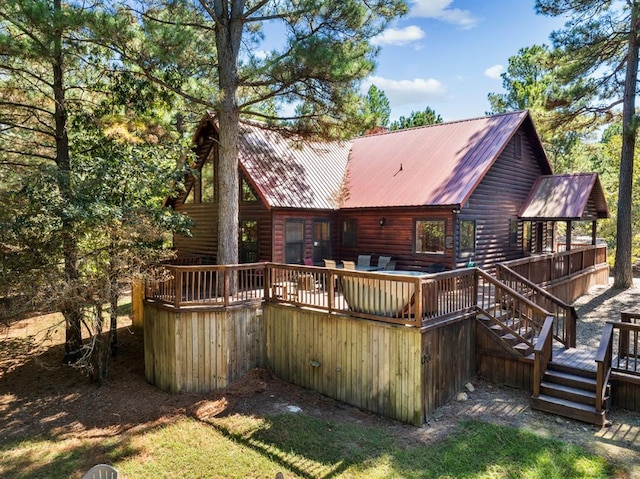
[519,173,610,220]
[238,122,352,209]
[341,111,535,208]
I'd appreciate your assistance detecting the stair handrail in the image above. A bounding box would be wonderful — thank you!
[594,322,614,413]
[477,270,553,353]
[532,316,555,398]
[496,263,577,347]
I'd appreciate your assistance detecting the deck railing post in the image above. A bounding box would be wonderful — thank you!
[414,278,423,325]
[173,267,182,308]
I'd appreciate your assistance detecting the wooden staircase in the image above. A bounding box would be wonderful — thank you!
[531,361,609,426]
[478,268,611,426]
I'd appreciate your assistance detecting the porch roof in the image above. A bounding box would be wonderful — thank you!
[518,173,610,221]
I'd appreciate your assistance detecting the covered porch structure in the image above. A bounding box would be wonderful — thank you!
[518,173,610,254]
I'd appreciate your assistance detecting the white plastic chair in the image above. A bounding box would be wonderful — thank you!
[82,464,119,479]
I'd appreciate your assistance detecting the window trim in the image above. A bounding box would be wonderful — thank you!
[284,218,305,264]
[414,218,446,255]
[459,219,476,255]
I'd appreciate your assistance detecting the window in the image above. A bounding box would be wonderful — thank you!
[514,133,522,159]
[415,220,445,254]
[240,220,258,263]
[285,219,304,264]
[341,219,357,247]
[183,157,214,203]
[460,220,476,254]
[241,178,257,202]
[523,222,532,253]
[509,218,519,247]
[201,159,215,202]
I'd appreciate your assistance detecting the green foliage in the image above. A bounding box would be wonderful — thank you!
[357,84,391,132]
[389,106,443,130]
[536,0,640,287]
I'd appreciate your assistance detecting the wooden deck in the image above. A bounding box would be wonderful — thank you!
[551,347,597,372]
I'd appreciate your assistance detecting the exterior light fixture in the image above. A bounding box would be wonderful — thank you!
[379,217,386,227]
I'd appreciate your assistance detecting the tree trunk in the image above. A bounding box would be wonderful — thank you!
[53,0,83,363]
[614,2,640,289]
[213,1,243,266]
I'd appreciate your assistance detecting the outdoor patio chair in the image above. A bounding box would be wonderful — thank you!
[343,260,356,270]
[377,256,392,269]
[82,464,119,479]
[357,255,371,267]
[386,260,396,270]
[324,259,337,268]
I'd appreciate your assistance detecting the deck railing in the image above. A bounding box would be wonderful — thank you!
[476,270,551,353]
[145,263,266,308]
[595,322,614,412]
[264,264,478,327]
[532,317,555,398]
[495,264,577,347]
[499,245,607,286]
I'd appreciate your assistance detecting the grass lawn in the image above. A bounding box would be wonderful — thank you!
[0,414,613,479]
[0,302,625,478]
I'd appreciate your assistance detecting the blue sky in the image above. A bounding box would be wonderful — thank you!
[367,0,568,122]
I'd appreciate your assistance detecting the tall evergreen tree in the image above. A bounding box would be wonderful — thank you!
[0,1,190,374]
[389,106,443,130]
[486,44,585,172]
[536,0,640,288]
[365,85,391,128]
[114,0,408,266]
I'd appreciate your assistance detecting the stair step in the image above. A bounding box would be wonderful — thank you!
[531,394,607,426]
[540,381,597,406]
[544,369,597,390]
[548,361,596,380]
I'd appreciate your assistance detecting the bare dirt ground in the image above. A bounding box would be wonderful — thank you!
[1,281,639,478]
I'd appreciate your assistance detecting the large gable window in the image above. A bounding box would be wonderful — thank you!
[415,219,445,254]
[184,157,215,204]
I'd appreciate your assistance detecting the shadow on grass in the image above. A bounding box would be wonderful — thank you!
[0,434,138,479]
[204,414,613,479]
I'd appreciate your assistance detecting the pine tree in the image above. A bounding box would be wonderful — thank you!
[536,0,640,288]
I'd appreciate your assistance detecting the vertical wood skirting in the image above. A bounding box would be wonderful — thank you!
[476,324,533,390]
[143,303,264,393]
[131,278,145,331]
[264,304,424,425]
[421,319,476,418]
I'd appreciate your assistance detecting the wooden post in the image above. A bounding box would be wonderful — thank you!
[174,268,182,308]
[414,278,423,326]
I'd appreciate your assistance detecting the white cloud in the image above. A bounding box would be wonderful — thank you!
[371,25,425,46]
[363,76,448,107]
[411,0,479,29]
[484,64,504,79]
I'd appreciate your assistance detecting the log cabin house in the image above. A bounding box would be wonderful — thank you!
[167,110,609,271]
[140,110,640,428]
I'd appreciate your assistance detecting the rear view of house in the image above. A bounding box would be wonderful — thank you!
[167,110,608,271]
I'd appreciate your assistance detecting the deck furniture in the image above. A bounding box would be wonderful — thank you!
[82,464,118,479]
[357,255,371,267]
[377,255,392,269]
[323,259,337,268]
[343,260,356,270]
